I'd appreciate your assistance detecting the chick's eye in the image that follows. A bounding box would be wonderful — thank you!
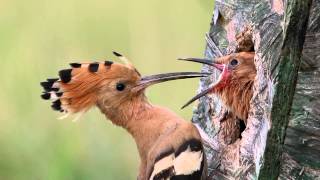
[116,83,126,91]
[230,59,239,66]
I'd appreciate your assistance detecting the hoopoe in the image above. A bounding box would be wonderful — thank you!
[40,52,208,180]
[179,52,256,124]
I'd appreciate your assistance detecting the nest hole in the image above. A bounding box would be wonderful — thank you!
[223,27,255,144]
[239,119,246,139]
[235,26,255,53]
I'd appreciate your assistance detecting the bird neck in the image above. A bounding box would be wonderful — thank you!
[216,77,254,120]
[97,94,178,161]
[97,93,152,128]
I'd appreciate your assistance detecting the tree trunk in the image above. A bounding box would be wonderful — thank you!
[191,0,316,179]
[279,0,320,179]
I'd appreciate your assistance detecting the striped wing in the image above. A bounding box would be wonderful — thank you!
[149,139,205,180]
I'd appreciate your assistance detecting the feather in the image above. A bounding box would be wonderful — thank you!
[149,139,204,180]
[40,61,116,115]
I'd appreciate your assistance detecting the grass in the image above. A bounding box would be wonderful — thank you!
[0,0,213,179]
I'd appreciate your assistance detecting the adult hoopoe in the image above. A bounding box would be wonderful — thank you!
[179,52,256,124]
[40,52,208,180]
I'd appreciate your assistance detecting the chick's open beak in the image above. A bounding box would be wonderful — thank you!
[178,57,231,109]
[134,72,210,92]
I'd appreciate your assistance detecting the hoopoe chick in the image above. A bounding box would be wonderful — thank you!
[179,52,256,124]
[40,52,208,180]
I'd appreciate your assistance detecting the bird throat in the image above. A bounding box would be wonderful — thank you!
[97,94,151,128]
[217,79,254,121]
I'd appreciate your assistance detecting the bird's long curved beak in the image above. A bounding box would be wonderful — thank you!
[177,58,224,71]
[181,87,212,109]
[134,72,210,92]
[178,57,230,109]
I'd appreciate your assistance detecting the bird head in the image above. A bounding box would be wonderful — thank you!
[178,52,256,108]
[40,51,209,118]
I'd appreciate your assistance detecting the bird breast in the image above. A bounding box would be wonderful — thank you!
[217,79,254,122]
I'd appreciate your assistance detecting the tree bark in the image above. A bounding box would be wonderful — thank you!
[191,0,315,179]
[279,1,320,179]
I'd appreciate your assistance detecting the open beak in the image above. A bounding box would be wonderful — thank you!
[178,57,231,109]
[134,72,210,92]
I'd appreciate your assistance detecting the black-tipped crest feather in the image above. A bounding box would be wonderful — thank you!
[70,63,81,68]
[59,69,72,83]
[51,100,62,111]
[112,51,122,57]
[88,63,99,72]
[104,61,113,66]
[41,93,50,100]
[40,81,54,91]
[51,88,59,92]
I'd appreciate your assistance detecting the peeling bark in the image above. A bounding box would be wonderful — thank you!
[192,0,314,179]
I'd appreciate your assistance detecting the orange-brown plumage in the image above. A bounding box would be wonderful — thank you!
[180,52,256,124]
[214,52,256,122]
[40,52,208,180]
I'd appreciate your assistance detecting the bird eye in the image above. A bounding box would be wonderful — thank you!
[230,59,239,66]
[116,83,126,91]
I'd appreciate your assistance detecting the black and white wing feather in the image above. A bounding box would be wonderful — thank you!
[149,139,205,180]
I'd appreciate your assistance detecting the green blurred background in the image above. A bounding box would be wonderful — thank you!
[0,0,213,179]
